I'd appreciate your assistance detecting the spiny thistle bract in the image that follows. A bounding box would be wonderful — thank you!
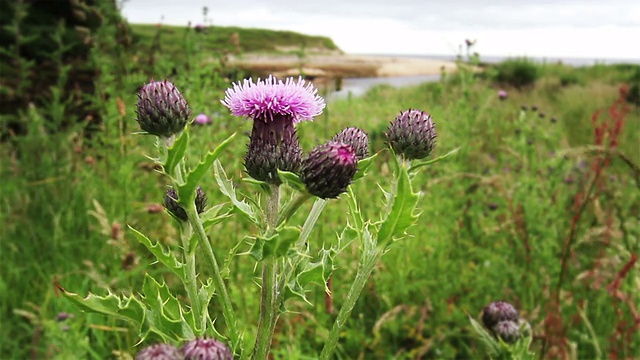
[136,80,191,138]
[385,109,436,160]
[180,338,233,360]
[301,141,358,199]
[332,127,369,160]
[221,75,325,184]
[492,320,521,344]
[135,343,182,360]
[244,115,303,184]
[164,187,207,221]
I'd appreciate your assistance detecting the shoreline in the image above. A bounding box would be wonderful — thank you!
[226,53,458,79]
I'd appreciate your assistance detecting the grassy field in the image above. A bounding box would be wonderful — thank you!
[1,19,639,360]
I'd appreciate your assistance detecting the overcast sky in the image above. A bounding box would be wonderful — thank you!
[120,0,640,60]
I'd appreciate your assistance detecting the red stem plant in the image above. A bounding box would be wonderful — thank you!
[543,86,636,359]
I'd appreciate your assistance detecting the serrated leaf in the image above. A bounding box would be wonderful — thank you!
[377,165,419,246]
[163,131,189,176]
[178,133,237,204]
[468,316,500,357]
[248,237,265,261]
[353,152,379,181]
[408,147,461,173]
[272,226,301,258]
[140,274,197,340]
[296,248,334,294]
[60,288,145,326]
[128,226,185,282]
[213,160,260,225]
[201,204,232,230]
[277,170,306,192]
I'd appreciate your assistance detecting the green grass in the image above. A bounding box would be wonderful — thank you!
[1,20,639,360]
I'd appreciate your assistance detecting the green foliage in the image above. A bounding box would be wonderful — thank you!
[493,58,540,88]
[2,12,639,360]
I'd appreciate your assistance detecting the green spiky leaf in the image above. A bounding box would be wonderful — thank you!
[409,147,461,173]
[213,159,260,225]
[277,170,306,192]
[178,132,237,204]
[163,131,189,176]
[128,226,185,282]
[377,162,419,246]
[353,152,379,181]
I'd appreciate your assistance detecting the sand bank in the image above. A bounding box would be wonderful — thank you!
[227,53,457,78]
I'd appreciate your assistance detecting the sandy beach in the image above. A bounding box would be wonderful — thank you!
[227,53,457,79]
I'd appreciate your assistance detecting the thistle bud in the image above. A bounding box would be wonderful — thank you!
[492,320,521,344]
[385,109,436,160]
[481,301,519,329]
[164,187,207,221]
[332,127,369,160]
[301,141,358,199]
[244,115,302,184]
[136,80,190,137]
[135,343,182,360]
[180,338,233,360]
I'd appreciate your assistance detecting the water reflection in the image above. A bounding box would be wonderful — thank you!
[326,74,441,101]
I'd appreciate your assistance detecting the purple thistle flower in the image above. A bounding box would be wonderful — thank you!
[135,343,182,360]
[492,320,521,343]
[301,141,358,199]
[194,113,211,125]
[482,301,519,329]
[385,109,437,160]
[164,187,207,221]
[221,75,325,123]
[498,90,508,100]
[181,338,233,360]
[332,127,369,160]
[136,80,190,138]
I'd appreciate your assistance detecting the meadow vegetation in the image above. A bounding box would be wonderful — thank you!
[1,8,639,360]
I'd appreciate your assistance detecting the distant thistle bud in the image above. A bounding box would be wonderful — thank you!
[136,343,182,360]
[244,115,303,184]
[136,80,190,137]
[181,338,233,360]
[301,141,358,199]
[498,90,508,100]
[482,301,519,329]
[164,187,207,221]
[332,127,369,160]
[492,320,521,344]
[386,109,436,160]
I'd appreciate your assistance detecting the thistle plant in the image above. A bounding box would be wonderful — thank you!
[60,75,459,359]
[469,301,536,360]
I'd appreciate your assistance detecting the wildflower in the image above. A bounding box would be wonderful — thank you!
[136,343,182,360]
[332,127,369,160]
[146,203,164,214]
[531,104,538,112]
[481,301,519,329]
[301,141,358,199]
[498,90,508,100]
[194,113,211,125]
[538,112,545,118]
[136,80,190,138]
[56,312,71,322]
[550,117,557,123]
[164,187,207,221]
[386,109,437,160]
[492,320,521,343]
[181,338,233,360]
[222,75,325,184]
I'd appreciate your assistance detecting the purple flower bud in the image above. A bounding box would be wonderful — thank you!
[538,112,545,118]
[482,301,519,329]
[550,117,557,123]
[194,113,211,125]
[521,105,528,111]
[136,80,191,138]
[498,90,508,100]
[301,141,358,199]
[385,109,437,160]
[180,338,233,360]
[332,127,369,160]
[492,320,521,343]
[531,105,538,112]
[164,187,207,221]
[244,114,302,184]
[136,343,182,360]
[56,312,71,322]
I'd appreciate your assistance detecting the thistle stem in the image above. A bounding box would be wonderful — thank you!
[187,204,240,348]
[252,185,281,360]
[319,249,381,360]
[179,222,204,335]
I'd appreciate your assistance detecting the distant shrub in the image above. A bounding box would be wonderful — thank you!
[559,72,583,87]
[625,67,640,105]
[494,58,539,88]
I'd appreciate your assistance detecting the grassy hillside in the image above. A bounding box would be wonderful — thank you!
[130,23,342,56]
